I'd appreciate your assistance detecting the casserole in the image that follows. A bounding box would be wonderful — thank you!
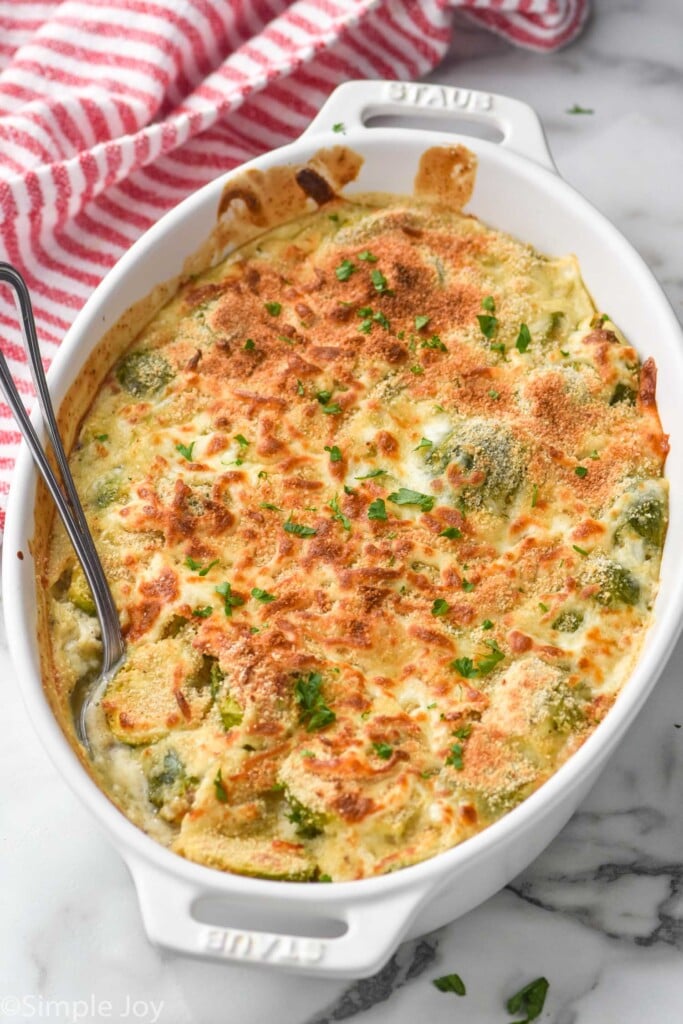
[5,80,683,978]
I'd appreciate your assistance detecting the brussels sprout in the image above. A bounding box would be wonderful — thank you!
[92,473,124,509]
[609,382,636,406]
[208,661,244,730]
[544,680,591,734]
[594,560,640,606]
[423,420,524,512]
[147,749,195,808]
[551,609,583,633]
[623,495,665,548]
[67,563,96,615]
[284,791,326,838]
[218,694,243,731]
[475,781,534,819]
[544,310,565,342]
[116,349,174,397]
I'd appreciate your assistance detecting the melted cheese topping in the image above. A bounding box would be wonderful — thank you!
[45,193,668,882]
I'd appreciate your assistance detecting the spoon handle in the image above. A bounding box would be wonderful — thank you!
[0,263,125,679]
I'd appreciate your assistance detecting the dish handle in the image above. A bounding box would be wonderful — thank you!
[302,80,556,173]
[126,854,430,979]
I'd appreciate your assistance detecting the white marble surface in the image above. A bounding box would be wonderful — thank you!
[2,0,683,1020]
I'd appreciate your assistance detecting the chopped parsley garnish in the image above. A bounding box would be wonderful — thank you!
[567,103,594,114]
[421,333,447,352]
[516,323,531,353]
[296,378,305,396]
[368,498,387,521]
[373,310,390,330]
[506,977,549,1022]
[284,518,318,538]
[264,301,281,316]
[461,578,475,593]
[410,364,424,375]
[175,441,195,461]
[213,768,228,802]
[575,465,588,478]
[476,639,505,674]
[358,250,377,262]
[251,587,276,603]
[359,318,373,334]
[192,605,213,618]
[259,502,282,511]
[490,341,506,355]
[488,388,500,400]
[185,556,219,577]
[335,259,356,281]
[371,268,390,293]
[452,639,504,678]
[234,434,249,447]
[431,598,450,617]
[445,743,464,770]
[95,433,109,442]
[294,671,336,732]
[453,724,472,740]
[481,295,496,312]
[415,314,430,331]
[572,544,589,556]
[329,495,351,531]
[321,403,342,415]
[531,483,539,508]
[324,445,342,462]
[388,487,434,512]
[215,581,245,617]
[332,121,346,133]
[539,602,550,613]
[244,338,255,351]
[452,657,476,679]
[372,741,393,760]
[356,468,386,479]
[481,619,494,630]
[589,449,600,460]
[432,973,466,996]
[316,389,333,404]
[414,437,433,451]
[477,313,498,339]
[439,526,462,539]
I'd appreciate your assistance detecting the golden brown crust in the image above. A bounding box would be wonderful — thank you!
[42,181,668,882]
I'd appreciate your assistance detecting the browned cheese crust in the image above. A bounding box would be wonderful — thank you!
[43,158,668,882]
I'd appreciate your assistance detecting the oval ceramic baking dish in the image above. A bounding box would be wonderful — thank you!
[5,81,683,980]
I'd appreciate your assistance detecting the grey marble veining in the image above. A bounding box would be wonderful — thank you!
[2,0,683,1021]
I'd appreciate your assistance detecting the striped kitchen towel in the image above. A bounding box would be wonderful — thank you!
[0,0,589,533]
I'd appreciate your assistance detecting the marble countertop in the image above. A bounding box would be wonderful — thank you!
[2,0,683,1020]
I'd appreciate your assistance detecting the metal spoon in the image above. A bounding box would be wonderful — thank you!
[0,263,124,751]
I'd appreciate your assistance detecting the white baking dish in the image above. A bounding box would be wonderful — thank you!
[5,80,683,980]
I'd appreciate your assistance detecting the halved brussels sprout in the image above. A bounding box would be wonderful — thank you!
[551,609,583,633]
[116,349,174,397]
[594,560,640,607]
[67,563,96,615]
[422,419,524,512]
[622,495,665,548]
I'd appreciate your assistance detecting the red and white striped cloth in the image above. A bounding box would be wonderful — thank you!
[0,0,589,534]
